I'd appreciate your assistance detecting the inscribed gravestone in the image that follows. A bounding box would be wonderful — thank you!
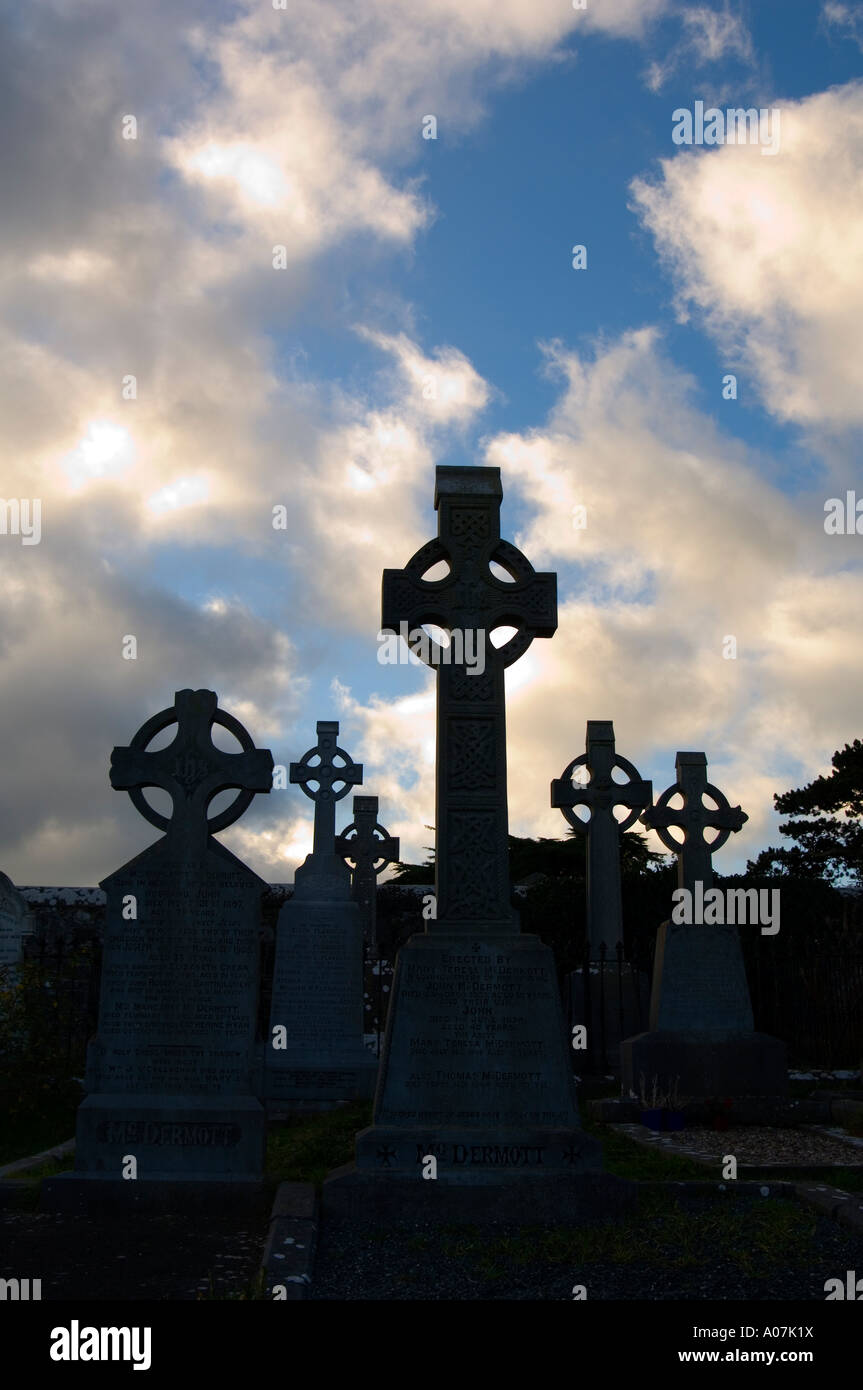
[44,689,273,1205]
[621,751,786,1098]
[335,795,399,951]
[334,466,600,1190]
[265,722,377,1109]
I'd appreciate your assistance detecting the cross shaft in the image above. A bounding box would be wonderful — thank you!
[382,465,557,932]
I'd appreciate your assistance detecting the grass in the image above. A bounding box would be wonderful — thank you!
[409,1193,820,1283]
[266,1100,373,1186]
[0,1095,79,1167]
[583,1117,708,1180]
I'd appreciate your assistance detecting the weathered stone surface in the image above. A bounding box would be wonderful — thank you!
[621,751,786,1099]
[265,722,375,1108]
[44,689,272,1205]
[327,466,600,1199]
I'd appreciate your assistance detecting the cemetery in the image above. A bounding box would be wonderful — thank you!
[1,465,862,1303]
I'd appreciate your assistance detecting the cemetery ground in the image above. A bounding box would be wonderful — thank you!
[4,1091,863,1300]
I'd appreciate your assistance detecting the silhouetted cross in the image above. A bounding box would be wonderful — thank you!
[110,688,273,850]
[290,721,363,856]
[335,795,400,949]
[552,721,652,954]
[641,752,747,894]
[382,465,557,932]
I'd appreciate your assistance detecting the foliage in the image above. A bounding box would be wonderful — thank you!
[0,947,94,1132]
[747,740,863,887]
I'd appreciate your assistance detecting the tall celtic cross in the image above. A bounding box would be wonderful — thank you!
[290,721,363,859]
[551,721,652,955]
[382,465,557,933]
[335,795,400,950]
[109,688,274,854]
[641,751,747,895]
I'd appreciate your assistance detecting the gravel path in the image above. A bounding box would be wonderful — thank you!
[310,1192,863,1300]
[639,1126,863,1166]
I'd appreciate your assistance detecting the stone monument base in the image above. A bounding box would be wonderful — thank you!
[41,1171,265,1213]
[54,1092,266,1185]
[264,1054,377,1113]
[332,930,603,1198]
[323,1162,621,1224]
[353,1123,601,1180]
[621,1029,788,1100]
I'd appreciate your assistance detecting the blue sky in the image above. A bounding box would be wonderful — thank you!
[1,0,862,884]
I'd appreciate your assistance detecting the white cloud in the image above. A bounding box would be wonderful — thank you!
[822,1,863,51]
[631,81,863,427]
[645,3,754,92]
[341,330,863,873]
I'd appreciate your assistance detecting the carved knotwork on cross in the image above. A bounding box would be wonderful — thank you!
[551,721,652,954]
[335,795,399,950]
[290,721,363,857]
[109,688,274,853]
[641,751,747,895]
[381,465,557,932]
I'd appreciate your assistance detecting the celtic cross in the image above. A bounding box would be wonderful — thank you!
[109,688,274,853]
[641,751,747,894]
[335,795,400,949]
[551,721,652,954]
[382,465,557,932]
[290,721,363,858]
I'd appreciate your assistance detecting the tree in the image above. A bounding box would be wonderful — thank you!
[747,740,863,887]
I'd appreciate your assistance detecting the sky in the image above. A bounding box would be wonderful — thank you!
[1,0,862,885]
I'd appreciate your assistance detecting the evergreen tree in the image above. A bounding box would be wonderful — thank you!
[747,740,863,887]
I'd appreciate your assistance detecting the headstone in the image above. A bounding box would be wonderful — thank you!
[0,873,33,982]
[335,795,399,951]
[551,720,652,954]
[265,721,377,1110]
[621,751,787,1099]
[44,689,273,1207]
[330,465,601,1196]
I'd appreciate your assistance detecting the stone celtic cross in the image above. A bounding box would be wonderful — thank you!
[290,720,363,857]
[551,721,652,954]
[382,465,557,932]
[109,688,274,853]
[335,795,400,949]
[641,751,747,894]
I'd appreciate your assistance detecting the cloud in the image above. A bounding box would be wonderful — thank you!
[631,81,863,428]
[821,1,863,51]
[341,329,863,874]
[645,3,754,92]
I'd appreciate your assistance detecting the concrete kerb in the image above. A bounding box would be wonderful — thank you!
[261,1181,318,1300]
[0,1138,75,1178]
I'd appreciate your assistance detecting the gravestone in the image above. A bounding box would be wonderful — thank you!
[44,689,273,1207]
[329,465,600,1199]
[335,795,399,951]
[551,721,652,954]
[621,751,787,1099]
[265,722,377,1110]
[0,873,33,983]
[552,723,652,1075]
